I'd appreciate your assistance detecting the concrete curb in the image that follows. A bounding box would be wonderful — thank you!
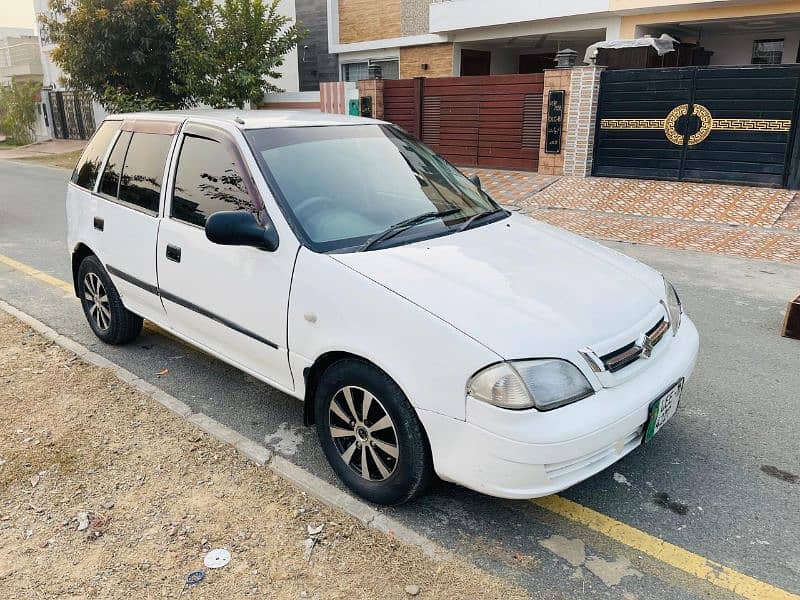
[0,298,448,561]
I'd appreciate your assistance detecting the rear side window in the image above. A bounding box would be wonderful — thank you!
[171,135,255,227]
[118,132,173,213]
[71,121,121,190]
[98,131,131,200]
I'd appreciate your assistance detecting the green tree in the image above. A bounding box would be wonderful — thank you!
[0,82,40,145]
[39,0,188,112]
[174,0,305,109]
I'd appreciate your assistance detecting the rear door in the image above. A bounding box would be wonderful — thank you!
[156,122,297,391]
[94,119,179,320]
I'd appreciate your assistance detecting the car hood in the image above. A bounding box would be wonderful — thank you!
[333,213,666,359]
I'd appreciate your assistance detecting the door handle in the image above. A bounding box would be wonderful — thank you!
[166,244,182,263]
[93,217,104,231]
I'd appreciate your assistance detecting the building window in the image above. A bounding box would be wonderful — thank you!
[342,62,368,82]
[752,39,784,65]
[341,59,399,82]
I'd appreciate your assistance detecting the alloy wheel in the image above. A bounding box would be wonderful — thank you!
[83,272,111,331]
[328,386,399,481]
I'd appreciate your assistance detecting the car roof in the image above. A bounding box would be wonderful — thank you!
[106,109,387,130]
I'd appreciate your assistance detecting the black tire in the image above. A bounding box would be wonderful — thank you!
[77,255,143,345]
[314,359,434,505]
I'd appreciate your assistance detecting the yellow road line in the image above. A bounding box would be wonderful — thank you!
[0,254,74,293]
[0,253,171,340]
[2,252,797,600]
[533,495,799,600]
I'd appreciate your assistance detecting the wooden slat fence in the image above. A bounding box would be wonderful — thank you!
[383,74,544,171]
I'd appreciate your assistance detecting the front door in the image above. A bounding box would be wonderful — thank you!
[157,123,297,391]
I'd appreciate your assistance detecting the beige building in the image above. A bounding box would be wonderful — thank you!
[0,27,43,85]
[328,0,800,80]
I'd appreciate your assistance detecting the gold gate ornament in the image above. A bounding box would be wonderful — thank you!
[663,104,712,145]
[600,103,791,146]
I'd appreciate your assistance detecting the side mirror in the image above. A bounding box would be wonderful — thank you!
[205,211,279,252]
[468,174,481,191]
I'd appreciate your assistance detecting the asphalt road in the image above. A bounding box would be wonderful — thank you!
[2,160,799,599]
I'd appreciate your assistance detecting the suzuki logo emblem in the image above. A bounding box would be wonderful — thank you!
[636,332,655,359]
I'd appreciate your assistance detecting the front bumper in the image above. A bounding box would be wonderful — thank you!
[417,316,699,499]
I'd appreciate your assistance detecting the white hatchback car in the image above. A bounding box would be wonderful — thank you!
[67,110,699,505]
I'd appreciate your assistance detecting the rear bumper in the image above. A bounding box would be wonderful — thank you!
[418,317,699,499]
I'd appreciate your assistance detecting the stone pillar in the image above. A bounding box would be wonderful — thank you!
[563,65,605,177]
[537,69,572,176]
[357,79,384,120]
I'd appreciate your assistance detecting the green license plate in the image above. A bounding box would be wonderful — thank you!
[644,379,683,443]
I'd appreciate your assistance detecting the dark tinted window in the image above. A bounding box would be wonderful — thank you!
[171,135,255,227]
[118,132,173,213]
[98,131,131,199]
[71,121,121,190]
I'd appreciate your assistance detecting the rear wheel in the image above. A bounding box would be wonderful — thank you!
[77,255,142,345]
[314,359,433,505]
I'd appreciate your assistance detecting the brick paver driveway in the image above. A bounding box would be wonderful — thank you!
[469,168,800,264]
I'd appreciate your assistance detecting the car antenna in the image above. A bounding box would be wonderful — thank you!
[234,116,245,125]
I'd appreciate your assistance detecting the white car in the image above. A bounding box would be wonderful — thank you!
[66,110,699,505]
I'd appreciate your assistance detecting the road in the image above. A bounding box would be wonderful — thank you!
[1,159,799,599]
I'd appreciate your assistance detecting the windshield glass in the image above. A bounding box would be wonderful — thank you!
[245,125,502,251]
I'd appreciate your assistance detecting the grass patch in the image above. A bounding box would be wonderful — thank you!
[15,149,83,170]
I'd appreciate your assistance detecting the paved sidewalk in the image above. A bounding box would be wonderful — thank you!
[0,138,86,160]
[469,167,558,205]
[471,168,800,264]
[524,177,796,228]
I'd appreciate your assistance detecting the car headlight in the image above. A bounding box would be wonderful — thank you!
[467,359,594,411]
[664,277,682,335]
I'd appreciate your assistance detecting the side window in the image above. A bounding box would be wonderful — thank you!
[71,120,121,190]
[98,131,131,199]
[117,132,173,213]
[171,135,255,227]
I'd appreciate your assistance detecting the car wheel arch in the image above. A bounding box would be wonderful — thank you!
[71,243,96,297]
[301,351,417,428]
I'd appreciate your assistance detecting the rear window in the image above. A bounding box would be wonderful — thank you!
[97,130,173,214]
[98,131,131,200]
[71,121,121,191]
[118,132,173,213]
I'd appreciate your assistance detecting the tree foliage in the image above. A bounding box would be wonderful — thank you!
[174,0,305,108]
[0,82,40,145]
[40,0,305,113]
[39,0,188,112]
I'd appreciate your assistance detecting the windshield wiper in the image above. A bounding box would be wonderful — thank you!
[456,207,507,233]
[358,208,462,252]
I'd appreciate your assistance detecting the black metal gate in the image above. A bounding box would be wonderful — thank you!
[593,66,800,188]
[46,90,97,140]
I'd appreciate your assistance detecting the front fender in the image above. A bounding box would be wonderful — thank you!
[288,248,500,420]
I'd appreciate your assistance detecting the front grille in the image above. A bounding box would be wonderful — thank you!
[600,318,669,373]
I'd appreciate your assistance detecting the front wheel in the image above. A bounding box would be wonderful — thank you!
[314,359,434,505]
[77,255,143,345]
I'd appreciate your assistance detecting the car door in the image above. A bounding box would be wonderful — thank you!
[157,122,297,391]
[93,119,179,321]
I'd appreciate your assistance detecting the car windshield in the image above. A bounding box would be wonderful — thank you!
[245,124,503,252]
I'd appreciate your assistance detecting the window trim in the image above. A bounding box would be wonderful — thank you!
[166,122,267,230]
[120,118,181,136]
